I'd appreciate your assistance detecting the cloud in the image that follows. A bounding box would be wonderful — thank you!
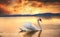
[0,0,12,5]
[39,0,60,2]
[0,0,60,15]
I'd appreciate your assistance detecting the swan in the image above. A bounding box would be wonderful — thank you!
[19,18,42,32]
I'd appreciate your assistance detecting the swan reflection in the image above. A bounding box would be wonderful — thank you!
[23,31,42,37]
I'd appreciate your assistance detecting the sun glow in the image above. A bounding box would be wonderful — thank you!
[0,0,60,14]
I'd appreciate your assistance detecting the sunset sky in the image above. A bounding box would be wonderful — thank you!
[0,0,60,15]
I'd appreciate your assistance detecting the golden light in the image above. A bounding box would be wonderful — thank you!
[0,0,60,14]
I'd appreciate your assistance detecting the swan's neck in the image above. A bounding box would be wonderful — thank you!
[38,21,42,30]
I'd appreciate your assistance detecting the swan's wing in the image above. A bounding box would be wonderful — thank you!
[19,27,32,32]
[23,24,40,31]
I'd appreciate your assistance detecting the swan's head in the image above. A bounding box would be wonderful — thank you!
[38,18,42,21]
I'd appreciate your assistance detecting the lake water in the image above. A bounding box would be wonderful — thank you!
[0,17,60,37]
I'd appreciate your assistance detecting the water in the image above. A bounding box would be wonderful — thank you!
[0,29,60,37]
[0,17,60,37]
[0,31,42,37]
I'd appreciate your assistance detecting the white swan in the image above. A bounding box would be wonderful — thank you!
[19,19,42,32]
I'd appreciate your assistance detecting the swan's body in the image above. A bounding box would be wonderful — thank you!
[19,19,42,32]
